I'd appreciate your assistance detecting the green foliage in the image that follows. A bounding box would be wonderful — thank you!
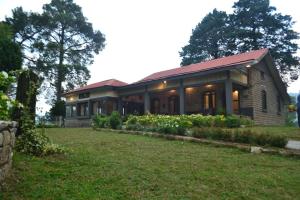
[124,114,251,135]
[50,100,66,117]
[109,111,122,129]
[15,108,66,156]
[0,71,21,120]
[0,23,22,72]
[285,95,297,126]
[92,112,122,129]
[225,115,241,128]
[6,0,106,101]
[180,9,234,66]
[180,0,300,83]
[192,127,288,148]
[92,114,109,128]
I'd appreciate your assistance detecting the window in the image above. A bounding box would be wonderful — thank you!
[203,91,216,110]
[232,90,239,114]
[66,106,71,117]
[66,105,76,117]
[79,92,90,99]
[260,71,265,80]
[78,102,89,116]
[277,95,281,113]
[71,105,76,117]
[261,90,267,112]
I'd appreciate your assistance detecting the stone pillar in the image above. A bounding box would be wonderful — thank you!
[118,97,123,115]
[225,79,233,115]
[88,100,92,117]
[179,79,185,114]
[144,86,150,114]
[216,87,224,114]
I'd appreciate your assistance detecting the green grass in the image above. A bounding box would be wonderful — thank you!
[2,128,300,199]
[241,126,300,140]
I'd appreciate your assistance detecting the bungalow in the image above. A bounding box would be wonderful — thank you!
[64,48,290,127]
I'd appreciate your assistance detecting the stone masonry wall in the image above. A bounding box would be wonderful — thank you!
[240,62,285,125]
[0,121,17,183]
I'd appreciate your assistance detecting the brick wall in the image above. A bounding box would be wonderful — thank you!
[0,121,17,183]
[240,62,285,125]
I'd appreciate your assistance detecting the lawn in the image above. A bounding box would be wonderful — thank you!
[1,128,300,199]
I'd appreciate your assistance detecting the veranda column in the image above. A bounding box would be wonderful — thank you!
[144,86,150,114]
[179,79,185,114]
[225,78,233,115]
[118,97,123,115]
[88,100,92,117]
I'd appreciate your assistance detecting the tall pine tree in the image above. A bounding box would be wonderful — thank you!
[231,0,299,83]
[6,0,106,102]
[180,0,299,83]
[180,9,235,66]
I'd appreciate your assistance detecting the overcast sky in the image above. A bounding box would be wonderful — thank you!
[0,0,299,113]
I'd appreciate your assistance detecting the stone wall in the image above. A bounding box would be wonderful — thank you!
[240,62,286,125]
[0,121,17,183]
[65,118,91,127]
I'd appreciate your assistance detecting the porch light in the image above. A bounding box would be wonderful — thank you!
[246,64,251,68]
[185,87,194,93]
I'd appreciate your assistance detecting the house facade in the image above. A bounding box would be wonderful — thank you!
[64,49,290,127]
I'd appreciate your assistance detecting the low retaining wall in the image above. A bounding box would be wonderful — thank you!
[0,121,17,183]
[65,118,91,127]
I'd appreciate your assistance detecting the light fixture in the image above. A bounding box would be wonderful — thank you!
[169,89,176,93]
[234,90,238,94]
[185,87,194,93]
[246,64,251,68]
[163,80,167,84]
[70,97,74,101]
[206,84,213,88]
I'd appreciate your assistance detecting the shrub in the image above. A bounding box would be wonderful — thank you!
[268,134,288,148]
[213,115,226,127]
[192,128,287,148]
[109,111,122,129]
[15,109,65,156]
[225,115,241,128]
[0,71,20,120]
[92,114,109,128]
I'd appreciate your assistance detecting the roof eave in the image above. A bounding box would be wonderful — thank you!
[119,61,254,90]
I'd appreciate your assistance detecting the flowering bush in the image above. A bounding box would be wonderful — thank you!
[0,71,21,120]
[125,114,252,134]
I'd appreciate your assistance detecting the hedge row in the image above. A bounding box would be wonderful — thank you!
[192,127,287,148]
[125,114,253,135]
[93,114,287,148]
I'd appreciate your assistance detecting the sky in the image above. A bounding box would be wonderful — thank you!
[0,0,299,113]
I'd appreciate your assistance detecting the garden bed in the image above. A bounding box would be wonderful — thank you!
[92,113,289,149]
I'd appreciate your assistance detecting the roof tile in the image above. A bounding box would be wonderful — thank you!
[136,48,268,83]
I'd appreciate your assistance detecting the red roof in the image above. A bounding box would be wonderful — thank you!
[136,48,268,83]
[66,79,128,94]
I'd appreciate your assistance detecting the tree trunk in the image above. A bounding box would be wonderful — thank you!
[13,70,39,135]
[56,27,65,102]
